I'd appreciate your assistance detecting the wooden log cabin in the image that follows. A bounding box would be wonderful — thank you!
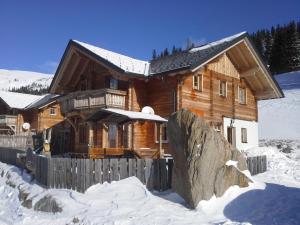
[0,91,64,135]
[49,32,283,158]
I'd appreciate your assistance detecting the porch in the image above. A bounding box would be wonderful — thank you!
[67,108,168,159]
[0,115,17,134]
[59,88,127,115]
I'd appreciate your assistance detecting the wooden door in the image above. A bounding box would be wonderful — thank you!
[227,127,236,147]
[108,124,117,148]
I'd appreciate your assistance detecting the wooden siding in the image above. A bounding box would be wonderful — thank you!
[56,50,258,157]
[181,56,258,126]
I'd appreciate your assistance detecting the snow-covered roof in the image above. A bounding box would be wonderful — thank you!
[189,32,247,53]
[88,108,167,123]
[25,94,60,109]
[0,91,44,109]
[0,91,59,110]
[73,40,150,75]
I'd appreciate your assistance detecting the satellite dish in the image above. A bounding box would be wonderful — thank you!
[141,106,155,115]
[22,122,31,131]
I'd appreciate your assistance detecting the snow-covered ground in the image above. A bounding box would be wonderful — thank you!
[258,71,300,139]
[0,69,53,92]
[0,141,299,225]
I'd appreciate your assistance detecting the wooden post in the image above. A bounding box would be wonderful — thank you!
[87,122,95,148]
[131,121,135,150]
[159,123,164,158]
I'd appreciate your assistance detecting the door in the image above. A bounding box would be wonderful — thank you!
[227,127,236,147]
[108,124,117,148]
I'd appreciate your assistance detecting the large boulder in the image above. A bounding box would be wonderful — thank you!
[167,109,251,208]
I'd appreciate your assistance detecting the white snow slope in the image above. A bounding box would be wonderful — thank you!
[0,69,53,91]
[0,142,300,225]
[259,71,300,139]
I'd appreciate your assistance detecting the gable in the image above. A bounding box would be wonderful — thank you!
[207,53,239,79]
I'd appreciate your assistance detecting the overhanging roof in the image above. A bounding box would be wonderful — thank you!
[87,108,167,123]
[50,32,283,100]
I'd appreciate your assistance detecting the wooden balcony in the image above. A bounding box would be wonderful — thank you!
[60,89,127,114]
[0,115,17,126]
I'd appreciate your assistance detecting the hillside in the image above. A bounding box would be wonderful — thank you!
[258,71,300,139]
[0,69,53,93]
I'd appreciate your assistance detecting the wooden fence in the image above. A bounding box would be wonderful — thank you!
[0,147,25,166]
[0,135,32,150]
[33,156,173,192]
[246,155,267,175]
[0,148,267,192]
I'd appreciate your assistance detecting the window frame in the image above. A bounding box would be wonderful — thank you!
[219,80,227,97]
[192,74,203,91]
[241,128,248,143]
[49,107,56,116]
[238,87,247,105]
[109,77,118,90]
[155,122,168,144]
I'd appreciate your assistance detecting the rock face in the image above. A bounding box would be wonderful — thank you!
[167,109,251,208]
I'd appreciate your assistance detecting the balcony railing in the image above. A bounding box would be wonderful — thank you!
[60,88,127,114]
[0,115,17,126]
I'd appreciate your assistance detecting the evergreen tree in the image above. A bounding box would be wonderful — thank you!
[285,21,300,72]
[152,49,157,60]
[163,48,169,56]
[264,30,273,64]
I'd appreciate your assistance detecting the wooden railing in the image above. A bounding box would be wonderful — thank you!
[0,115,17,126]
[60,88,127,114]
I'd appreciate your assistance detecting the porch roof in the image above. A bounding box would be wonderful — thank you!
[87,108,168,123]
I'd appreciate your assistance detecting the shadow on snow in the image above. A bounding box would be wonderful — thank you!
[223,183,300,225]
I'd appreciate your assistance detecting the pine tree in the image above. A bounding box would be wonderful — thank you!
[152,49,157,60]
[285,21,300,72]
[270,25,287,74]
[163,48,169,56]
[172,45,177,54]
[264,30,273,64]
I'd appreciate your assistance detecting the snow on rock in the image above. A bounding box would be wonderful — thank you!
[0,69,53,92]
[225,160,238,167]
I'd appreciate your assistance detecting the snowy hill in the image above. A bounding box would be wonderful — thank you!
[258,71,300,140]
[0,69,53,92]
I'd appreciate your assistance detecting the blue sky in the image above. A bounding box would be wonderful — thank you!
[0,0,299,74]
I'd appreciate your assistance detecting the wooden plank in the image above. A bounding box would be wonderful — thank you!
[71,158,77,190]
[102,159,110,183]
[136,159,145,184]
[159,159,168,191]
[66,158,72,189]
[128,159,136,177]
[153,160,160,191]
[94,159,102,184]
[167,159,173,189]
[119,158,128,180]
[145,159,154,190]
[76,159,82,192]
[110,158,119,182]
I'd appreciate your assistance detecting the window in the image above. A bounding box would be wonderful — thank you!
[241,128,247,143]
[50,107,56,116]
[155,123,168,143]
[219,80,227,97]
[239,87,247,104]
[193,74,203,91]
[79,124,87,144]
[110,78,118,90]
